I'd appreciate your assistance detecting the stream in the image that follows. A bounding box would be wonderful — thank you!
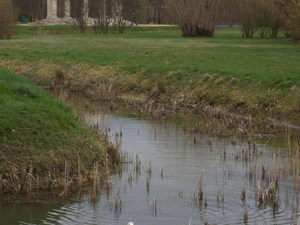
[1,96,299,225]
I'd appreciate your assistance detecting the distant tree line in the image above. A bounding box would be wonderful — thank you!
[1,0,300,41]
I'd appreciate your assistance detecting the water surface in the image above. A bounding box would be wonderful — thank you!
[1,98,299,225]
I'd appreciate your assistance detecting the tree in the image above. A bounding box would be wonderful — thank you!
[89,0,110,34]
[71,0,89,33]
[285,1,300,41]
[168,0,224,37]
[0,0,15,39]
[147,0,167,24]
[236,0,286,38]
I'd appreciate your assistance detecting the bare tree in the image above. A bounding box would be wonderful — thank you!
[221,0,239,27]
[71,0,89,33]
[236,0,287,38]
[147,0,167,24]
[0,0,15,39]
[110,0,127,33]
[285,0,300,41]
[111,0,140,33]
[168,0,224,37]
[89,0,110,34]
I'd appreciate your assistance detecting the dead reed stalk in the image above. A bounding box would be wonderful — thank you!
[91,162,100,203]
[193,173,204,205]
[150,197,158,216]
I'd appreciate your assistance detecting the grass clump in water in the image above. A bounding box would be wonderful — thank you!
[0,70,116,194]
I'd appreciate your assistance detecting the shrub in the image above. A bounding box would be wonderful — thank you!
[168,0,224,37]
[237,0,285,38]
[156,77,166,94]
[0,0,15,39]
[89,0,110,34]
[285,1,300,42]
[71,0,89,33]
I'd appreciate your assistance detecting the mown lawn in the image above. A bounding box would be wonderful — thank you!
[1,27,299,87]
[0,26,299,121]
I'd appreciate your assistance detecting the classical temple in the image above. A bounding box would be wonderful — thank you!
[13,0,118,25]
[45,0,71,23]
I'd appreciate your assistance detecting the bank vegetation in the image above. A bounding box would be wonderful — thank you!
[0,70,120,195]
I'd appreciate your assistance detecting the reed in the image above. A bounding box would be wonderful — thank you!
[51,70,72,101]
[106,180,112,195]
[193,174,204,205]
[256,181,279,209]
[112,192,122,217]
[261,163,267,181]
[91,162,100,203]
[244,204,249,224]
[160,168,164,180]
[77,152,83,186]
[241,187,246,202]
[146,176,151,197]
[26,163,33,199]
[59,161,73,197]
[128,171,133,187]
[147,161,153,177]
[85,79,117,101]
[135,155,141,174]
[150,197,158,216]
[291,205,298,225]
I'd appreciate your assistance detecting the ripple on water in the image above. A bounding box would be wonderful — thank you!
[7,109,300,225]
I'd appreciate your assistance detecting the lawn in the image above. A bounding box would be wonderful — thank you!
[0,26,299,121]
[0,69,110,193]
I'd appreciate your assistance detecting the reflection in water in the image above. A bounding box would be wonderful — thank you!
[1,98,300,225]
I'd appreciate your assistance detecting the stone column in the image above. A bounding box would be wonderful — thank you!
[47,0,58,20]
[51,0,58,18]
[64,0,71,18]
[47,0,52,19]
[84,0,89,17]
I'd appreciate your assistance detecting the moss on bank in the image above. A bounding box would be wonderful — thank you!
[0,70,117,194]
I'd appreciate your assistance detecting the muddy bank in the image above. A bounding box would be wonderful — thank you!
[1,58,299,137]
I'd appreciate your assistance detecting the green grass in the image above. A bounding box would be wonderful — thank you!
[1,27,298,87]
[0,69,107,191]
[1,26,300,121]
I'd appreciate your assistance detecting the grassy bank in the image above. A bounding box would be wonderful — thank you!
[0,70,118,194]
[0,26,300,124]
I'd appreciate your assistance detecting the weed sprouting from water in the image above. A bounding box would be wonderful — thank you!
[146,176,151,197]
[207,139,213,151]
[193,173,204,206]
[241,187,246,202]
[51,69,71,101]
[128,171,133,187]
[135,155,141,175]
[261,163,267,181]
[111,192,122,217]
[59,161,73,198]
[150,197,159,216]
[106,180,112,195]
[244,203,249,224]
[256,181,279,210]
[291,205,298,225]
[147,161,152,177]
[216,180,226,207]
[86,79,117,101]
[26,163,34,199]
[91,162,100,204]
